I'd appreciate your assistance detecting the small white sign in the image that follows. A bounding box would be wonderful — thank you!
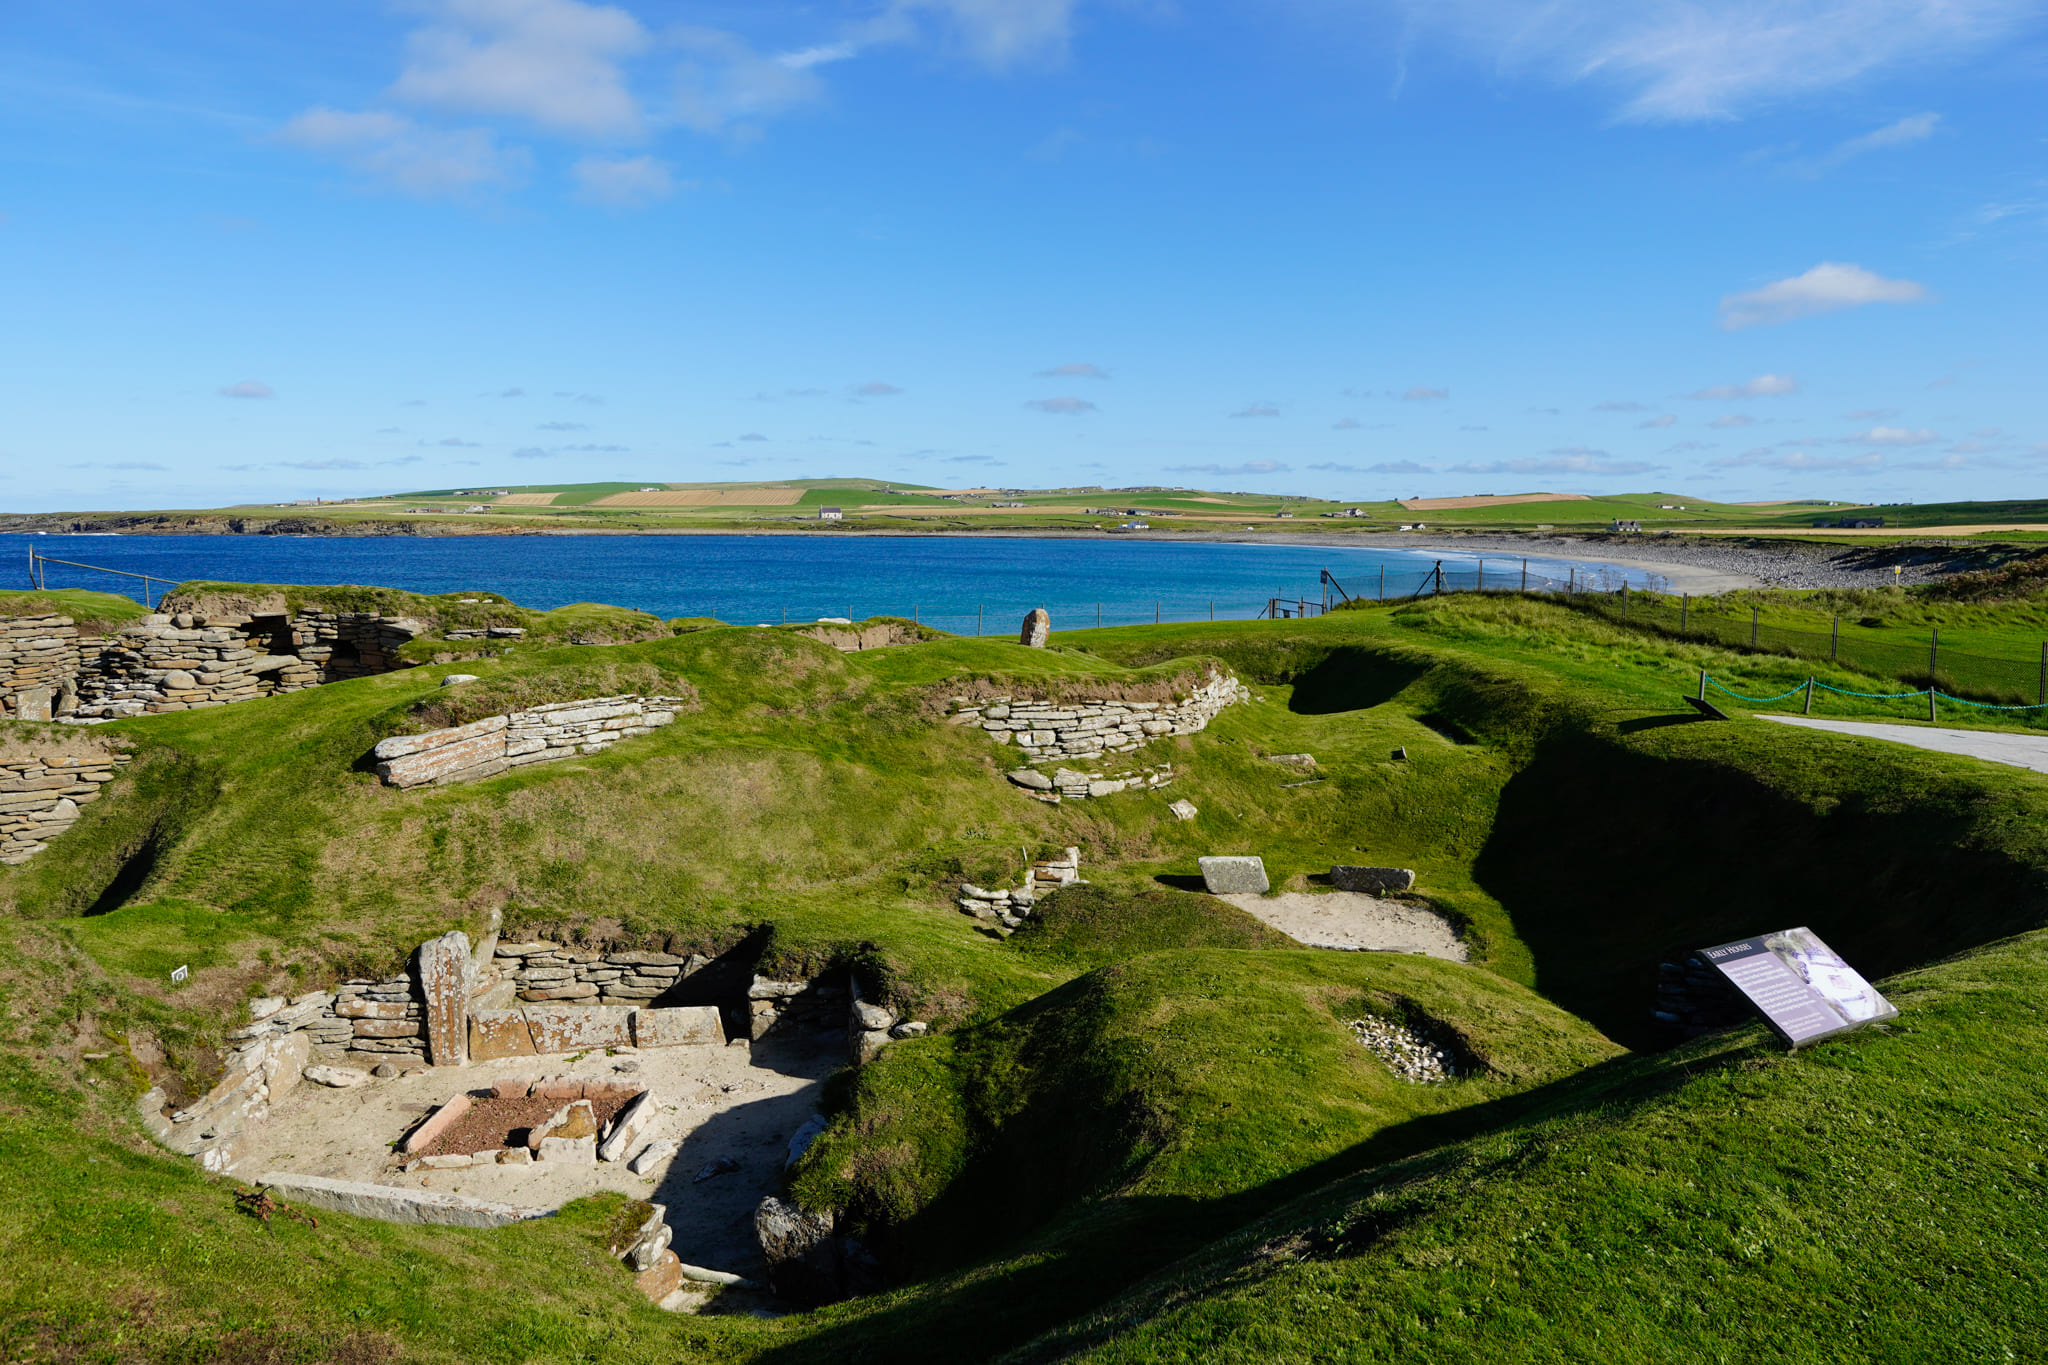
[170,965,188,984]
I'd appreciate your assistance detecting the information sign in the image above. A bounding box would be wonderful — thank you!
[1697,927,1897,1048]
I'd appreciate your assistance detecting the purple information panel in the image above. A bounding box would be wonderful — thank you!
[1698,927,1898,1048]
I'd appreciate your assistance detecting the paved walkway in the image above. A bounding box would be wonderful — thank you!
[1760,714,2048,775]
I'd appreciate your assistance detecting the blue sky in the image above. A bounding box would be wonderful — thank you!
[3,0,2045,511]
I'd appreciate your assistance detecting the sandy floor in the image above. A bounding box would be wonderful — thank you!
[241,1031,844,1276]
[1760,715,2048,776]
[1222,891,1468,961]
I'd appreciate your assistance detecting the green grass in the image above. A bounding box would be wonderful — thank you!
[6,589,2048,1360]
[0,587,152,633]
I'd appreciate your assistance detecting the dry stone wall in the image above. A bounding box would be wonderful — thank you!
[0,745,131,865]
[943,666,1247,768]
[496,940,710,1006]
[373,694,692,788]
[0,608,423,723]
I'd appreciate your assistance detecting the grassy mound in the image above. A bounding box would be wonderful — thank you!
[1010,929,2048,1364]
[1012,883,1298,963]
[6,588,2048,1360]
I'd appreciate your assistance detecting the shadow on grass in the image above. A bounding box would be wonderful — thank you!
[743,1029,1762,1365]
[1285,652,1430,716]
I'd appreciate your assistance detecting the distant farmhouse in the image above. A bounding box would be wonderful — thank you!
[1610,519,1643,534]
[1816,516,1885,529]
[819,506,844,521]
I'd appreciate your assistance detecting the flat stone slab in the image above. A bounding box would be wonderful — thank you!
[1330,866,1416,895]
[1198,855,1269,895]
[256,1171,551,1228]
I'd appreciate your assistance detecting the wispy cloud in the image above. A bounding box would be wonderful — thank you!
[1165,460,1292,476]
[1037,362,1109,379]
[1712,447,1883,471]
[276,108,529,197]
[1687,373,1798,400]
[672,27,831,132]
[1332,418,1362,430]
[276,458,368,471]
[554,391,604,403]
[855,382,904,397]
[1447,449,1657,475]
[1399,1,2030,122]
[71,461,170,472]
[1720,263,1928,329]
[219,379,275,399]
[512,446,556,459]
[1310,460,1431,474]
[1638,414,1676,429]
[1850,425,1939,445]
[1229,403,1280,418]
[1399,386,1449,401]
[1595,401,1645,412]
[1832,111,1941,162]
[1027,396,1097,414]
[1843,407,1900,420]
[537,421,588,431]
[944,454,1005,464]
[1710,414,1757,429]
[496,386,524,397]
[573,155,680,207]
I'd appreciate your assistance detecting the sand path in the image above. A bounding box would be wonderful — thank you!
[1759,715,2048,776]
[1221,891,1468,961]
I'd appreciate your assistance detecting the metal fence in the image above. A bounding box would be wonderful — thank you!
[1569,590,2048,708]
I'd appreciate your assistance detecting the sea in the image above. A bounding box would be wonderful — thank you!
[0,532,1664,631]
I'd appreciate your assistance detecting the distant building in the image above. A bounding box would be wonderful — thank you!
[819,507,844,521]
[1611,519,1643,534]
[1816,516,1885,528]
[991,500,1025,508]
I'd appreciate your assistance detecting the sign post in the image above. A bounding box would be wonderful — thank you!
[1697,927,1897,1049]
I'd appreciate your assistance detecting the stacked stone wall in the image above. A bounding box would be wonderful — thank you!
[373,695,692,788]
[496,940,710,1006]
[0,746,132,865]
[0,608,424,723]
[943,666,1247,767]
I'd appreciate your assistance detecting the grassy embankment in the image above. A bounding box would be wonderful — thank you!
[4,592,2048,1359]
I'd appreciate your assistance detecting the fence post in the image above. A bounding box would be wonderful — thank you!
[1681,594,1688,632]
[2040,642,2045,705]
[1930,627,1939,679]
[1831,615,1839,661]
[1622,583,1629,621]
[1750,606,1758,649]
[1210,600,1214,621]
[1930,687,1938,723]
[977,605,982,636]
[1378,566,1385,600]
[1568,568,1575,595]
[1156,601,1161,625]
[1097,603,1101,628]
[1698,669,1707,701]
[1521,558,1528,591]
[1804,679,1814,714]
[1478,561,1485,592]
[913,605,918,625]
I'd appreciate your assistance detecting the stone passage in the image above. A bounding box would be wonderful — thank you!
[495,940,710,1006]
[0,608,424,722]
[0,742,132,865]
[1007,761,1175,804]
[943,666,1247,769]
[373,694,692,787]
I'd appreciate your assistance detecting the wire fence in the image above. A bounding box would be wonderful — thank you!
[1568,590,2048,709]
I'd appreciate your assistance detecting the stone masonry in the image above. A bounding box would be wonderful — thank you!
[373,695,693,788]
[0,608,424,723]
[942,665,1247,795]
[0,745,132,865]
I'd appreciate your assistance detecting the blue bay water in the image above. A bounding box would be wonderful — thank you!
[0,533,1663,631]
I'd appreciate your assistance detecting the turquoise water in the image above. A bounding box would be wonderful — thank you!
[2,533,1660,630]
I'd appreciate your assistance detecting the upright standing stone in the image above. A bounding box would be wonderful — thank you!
[417,930,474,1068]
[1019,609,1051,648]
[1198,855,1270,895]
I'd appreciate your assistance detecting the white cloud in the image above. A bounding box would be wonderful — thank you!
[1164,460,1292,476]
[1710,414,1757,428]
[672,28,829,133]
[1851,425,1939,445]
[1833,111,1941,160]
[391,0,648,139]
[1037,362,1109,379]
[1027,396,1097,414]
[1447,451,1658,476]
[538,421,587,431]
[1400,0,2030,122]
[855,382,904,397]
[573,154,679,206]
[277,458,368,471]
[1595,401,1646,412]
[1400,386,1449,401]
[1843,407,1900,419]
[219,380,275,399]
[1230,403,1281,418]
[1712,447,1883,470]
[1720,262,1928,329]
[879,0,1081,68]
[1332,418,1362,430]
[1638,414,1677,428]
[277,108,529,196]
[1686,373,1799,399]
[1309,459,1432,475]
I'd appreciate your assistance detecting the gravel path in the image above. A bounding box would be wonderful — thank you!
[1759,715,2048,775]
[1221,891,1468,960]
[1393,533,2001,592]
